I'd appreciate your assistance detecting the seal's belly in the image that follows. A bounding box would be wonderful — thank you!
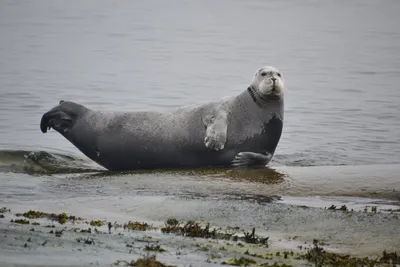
[93,112,221,170]
[88,109,282,171]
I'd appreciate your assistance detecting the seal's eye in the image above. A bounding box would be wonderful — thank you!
[261,72,267,76]
[277,73,281,77]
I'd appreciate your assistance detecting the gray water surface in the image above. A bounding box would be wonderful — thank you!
[1,3,400,265]
[1,0,400,167]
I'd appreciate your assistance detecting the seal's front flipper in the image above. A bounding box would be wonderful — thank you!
[232,152,273,167]
[203,97,233,151]
[203,113,228,151]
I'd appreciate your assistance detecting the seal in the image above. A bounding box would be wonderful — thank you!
[40,66,284,171]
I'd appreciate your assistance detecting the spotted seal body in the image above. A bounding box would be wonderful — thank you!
[40,66,284,171]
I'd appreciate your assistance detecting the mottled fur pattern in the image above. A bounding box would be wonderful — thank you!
[41,66,284,171]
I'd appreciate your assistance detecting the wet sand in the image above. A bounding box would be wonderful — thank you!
[1,164,399,266]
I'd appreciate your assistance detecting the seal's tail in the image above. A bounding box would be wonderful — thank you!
[40,100,86,134]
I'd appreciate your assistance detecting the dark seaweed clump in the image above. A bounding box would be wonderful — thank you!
[259,263,293,267]
[17,210,83,224]
[300,239,399,267]
[0,207,11,213]
[11,219,30,224]
[327,205,349,212]
[90,220,104,227]
[114,255,175,267]
[123,221,152,231]
[144,244,167,253]
[221,257,257,266]
[161,219,268,245]
[161,220,217,238]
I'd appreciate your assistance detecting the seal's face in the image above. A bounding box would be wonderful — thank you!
[251,66,284,99]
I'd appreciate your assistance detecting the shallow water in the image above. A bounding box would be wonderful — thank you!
[1,0,400,167]
[0,1,400,264]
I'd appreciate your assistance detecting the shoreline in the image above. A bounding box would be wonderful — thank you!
[1,162,399,266]
[1,195,399,266]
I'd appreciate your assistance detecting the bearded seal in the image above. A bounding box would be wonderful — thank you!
[40,66,284,171]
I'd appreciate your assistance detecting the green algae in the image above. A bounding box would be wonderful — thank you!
[161,219,269,246]
[244,250,273,260]
[300,239,399,267]
[166,218,179,226]
[90,220,104,227]
[17,210,83,224]
[11,219,30,224]
[260,263,293,267]
[380,250,399,265]
[161,219,217,238]
[221,257,257,266]
[123,221,152,231]
[114,255,176,267]
[4,208,399,267]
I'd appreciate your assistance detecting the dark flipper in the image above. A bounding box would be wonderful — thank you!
[231,152,273,168]
[40,100,87,134]
[40,110,72,133]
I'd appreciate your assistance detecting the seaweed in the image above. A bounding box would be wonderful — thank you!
[327,205,349,212]
[0,207,10,213]
[80,228,92,233]
[144,244,167,253]
[55,229,64,237]
[11,219,30,224]
[380,250,399,264]
[299,239,380,267]
[124,221,152,231]
[221,257,257,266]
[161,219,268,245]
[77,237,95,245]
[259,263,292,267]
[243,228,269,245]
[114,255,176,267]
[90,220,104,227]
[161,220,216,238]
[18,210,83,224]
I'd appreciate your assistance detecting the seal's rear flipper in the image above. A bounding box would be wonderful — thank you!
[231,152,272,168]
[40,101,86,134]
[41,110,73,133]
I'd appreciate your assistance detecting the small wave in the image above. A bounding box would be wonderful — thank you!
[271,152,348,167]
[0,149,103,175]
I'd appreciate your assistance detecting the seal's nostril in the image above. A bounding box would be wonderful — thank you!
[271,77,277,83]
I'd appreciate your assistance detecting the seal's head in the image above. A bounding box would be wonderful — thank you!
[251,66,284,100]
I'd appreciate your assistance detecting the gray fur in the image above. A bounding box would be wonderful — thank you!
[203,96,234,151]
[40,70,284,171]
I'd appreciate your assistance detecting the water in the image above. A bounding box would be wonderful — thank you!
[1,3,400,265]
[1,0,400,167]
[1,0,400,255]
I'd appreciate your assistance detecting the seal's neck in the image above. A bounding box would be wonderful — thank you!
[246,86,283,109]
